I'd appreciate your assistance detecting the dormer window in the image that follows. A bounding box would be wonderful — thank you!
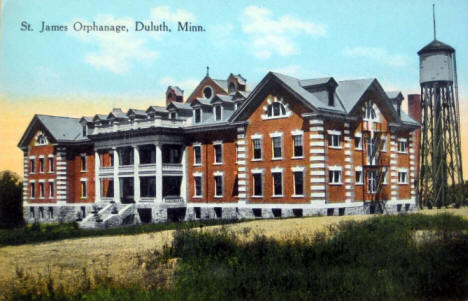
[169,112,177,120]
[229,82,236,93]
[268,102,286,117]
[194,108,202,123]
[214,105,222,121]
[364,101,377,120]
[203,86,213,99]
[36,133,48,145]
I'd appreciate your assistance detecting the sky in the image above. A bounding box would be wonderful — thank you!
[1,0,468,177]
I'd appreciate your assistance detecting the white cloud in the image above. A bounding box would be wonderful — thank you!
[159,77,199,92]
[241,6,326,59]
[343,47,409,67]
[150,6,195,23]
[69,14,158,74]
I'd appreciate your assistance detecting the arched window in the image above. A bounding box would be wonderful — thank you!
[229,82,236,93]
[364,101,377,120]
[203,86,213,99]
[36,133,48,145]
[267,102,286,117]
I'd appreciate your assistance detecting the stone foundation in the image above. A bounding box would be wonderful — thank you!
[23,200,418,228]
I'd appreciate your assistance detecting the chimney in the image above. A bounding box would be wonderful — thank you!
[166,86,184,106]
[408,93,422,180]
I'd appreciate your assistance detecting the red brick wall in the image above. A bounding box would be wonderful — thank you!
[246,92,310,204]
[67,147,95,203]
[187,130,237,203]
[27,144,57,203]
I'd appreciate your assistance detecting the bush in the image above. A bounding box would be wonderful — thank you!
[0,170,23,228]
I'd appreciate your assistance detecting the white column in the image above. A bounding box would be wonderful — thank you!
[133,145,140,203]
[156,143,163,203]
[113,147,120,203]
[180,146,187,202]
[95,150,101,203]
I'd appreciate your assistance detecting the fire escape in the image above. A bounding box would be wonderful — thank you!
[362,121,389,213]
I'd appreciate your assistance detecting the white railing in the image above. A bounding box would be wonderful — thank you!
[163,196,184,203]
[162,163,183,172]
[90,117,188,135]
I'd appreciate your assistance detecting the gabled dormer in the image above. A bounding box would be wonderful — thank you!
[227,73,247,93]
[190,98,213,124]
[166,102,193,120]
[79,116,93,137]
[300,77,338,107]
[127,109,147,121]
[386,91,404,118]
[107,108,128,123]
[146,106,169,119]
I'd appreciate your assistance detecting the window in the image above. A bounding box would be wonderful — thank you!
[140,177,156,197]
[329,169,342,184]
[355,170,363,184]
[398,140,408,153]
[30,183,36,198]
[81,181,87,198]
[272,172,283,196]
[328,133,341,148]
[30,159,36,173]
[203,86,213,99]
[82,126,87,137]
[267,102,286,117]
[214,143,223,164]
[81,155,87,171]
[398,171,408,184]
[169,112,177,119]
[39,207,44,219]
[194,108,201,123]
[368,171,378,193]
[293,171,304,196]
[365,103,377,120]
[194,146,202,165]
[214,175,223,197]
[30,208,35,218]
[39,158,45,173]
[49,182,55,198]
[194,176,202,197]
[367,137,378,159]
[229,82,236,93]
[252,173,263,197]
[48,207,53,219]
[48,157,54,172]
[293,135,303,157]
[380,137,387,152]
[252,138,262,160]
[214,105,222,121]
[382,168,388,184]
[36,133,47,145]
[355,135,362,150]
[272,137,282,159]
[39,183,45,198]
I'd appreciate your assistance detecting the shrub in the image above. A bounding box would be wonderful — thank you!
[0,170,23,229]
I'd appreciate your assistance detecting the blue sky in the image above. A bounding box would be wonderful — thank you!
[1,0,468,103]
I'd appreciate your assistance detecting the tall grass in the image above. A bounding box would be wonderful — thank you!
[0,219,239,246]
[5,213,468,301]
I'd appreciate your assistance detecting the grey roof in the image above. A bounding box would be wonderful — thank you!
[108,108,128,120]
[385,91,403,100]
[237,91,250,98]
[231,74,247,85]
[80,116,93,123]
[212,94,234,103]
[169,102,193,110]
[300,77,333,88]
[192,98,212,107]
[271,72,345,113]
[212,79,228,92]
[147,106,168,113]
[93,114,107,121]
[127,109,147,118]
[336,78,374,112]
[418,39,455,55]
[37,115,85,141]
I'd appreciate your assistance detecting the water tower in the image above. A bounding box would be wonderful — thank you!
[418,7,465,208]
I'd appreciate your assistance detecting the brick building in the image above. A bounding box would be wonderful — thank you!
[18,71,420,227]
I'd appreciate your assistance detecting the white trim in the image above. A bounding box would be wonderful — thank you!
[310,141,325,147]
[269,131,283,138]
[309,134,324,139]
[213,170,224,176]
[291,129,304,136]
[251,133,263,139]
[193,171,203,177]
[327,130,341,135]
[291,166,305,172]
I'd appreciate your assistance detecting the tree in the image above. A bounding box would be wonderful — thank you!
[0,170,23,228]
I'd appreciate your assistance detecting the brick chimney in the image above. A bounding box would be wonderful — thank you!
[408,94,422,180]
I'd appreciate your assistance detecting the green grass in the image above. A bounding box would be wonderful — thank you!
[0,219,239,246]
[7,213,468,301]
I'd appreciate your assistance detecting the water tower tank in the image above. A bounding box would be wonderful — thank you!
[418,40,455,83]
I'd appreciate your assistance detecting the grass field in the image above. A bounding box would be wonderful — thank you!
[0,207,467,300]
